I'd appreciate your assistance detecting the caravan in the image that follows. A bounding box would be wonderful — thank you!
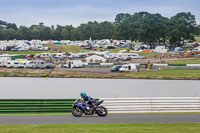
[0,60,4,67]
[64,60,83,68]
[32,60,55,69]
[6,60,14,68]
[119,64,137,72]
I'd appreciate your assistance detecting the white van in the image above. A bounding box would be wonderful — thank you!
[119,64,137,72]
[64,60,83,68]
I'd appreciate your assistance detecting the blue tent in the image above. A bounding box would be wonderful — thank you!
[174,47,184,51]
[25,42,30,45]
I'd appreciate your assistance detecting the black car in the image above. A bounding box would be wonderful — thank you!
[110,65,122,72]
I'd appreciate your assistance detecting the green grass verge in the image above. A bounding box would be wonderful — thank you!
[167,58,200,64]
[125,69,200,79]
[0,123,200,133]
[1,69,200,79]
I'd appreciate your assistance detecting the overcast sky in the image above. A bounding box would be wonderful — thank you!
[0,0,199,27]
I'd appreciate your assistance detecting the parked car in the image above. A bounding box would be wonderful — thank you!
[44,63,56,69]
[122,56,132,61]
[110,65,122,72]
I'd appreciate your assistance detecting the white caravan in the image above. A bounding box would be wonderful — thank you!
[119,64,137,72]
[64,60,83,68]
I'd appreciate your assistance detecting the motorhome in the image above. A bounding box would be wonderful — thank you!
[32,60,46,69]
[32,60,55,69]
[64,60,83,68]
[119,64,137,72]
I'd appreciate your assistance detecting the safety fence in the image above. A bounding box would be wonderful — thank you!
[0,99,76,113]
[102,97,200,113]
[0,98,200,113]
[86,63,200,68]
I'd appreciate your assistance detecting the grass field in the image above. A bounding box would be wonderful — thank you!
[195,36,200,42]
[0,123,200,133]
[4,44,88,55]
[167,58,200,64]
[44,44,88,53]
[139,52,163,58]
[103,47,130,53]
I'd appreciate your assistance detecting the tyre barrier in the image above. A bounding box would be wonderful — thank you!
[0,99,76,113]
[101,97,200,113]
[0,97,200,113]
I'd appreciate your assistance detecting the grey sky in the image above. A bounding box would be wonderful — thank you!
[0,0,199,27]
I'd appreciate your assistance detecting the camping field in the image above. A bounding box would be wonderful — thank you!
[0,123,200,133]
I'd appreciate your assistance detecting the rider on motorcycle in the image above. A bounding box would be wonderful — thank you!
[80,92,96,108]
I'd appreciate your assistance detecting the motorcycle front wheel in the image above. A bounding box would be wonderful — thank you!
[72,107,83,117]
[96,106,108,117]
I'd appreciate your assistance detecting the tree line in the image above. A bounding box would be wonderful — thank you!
[0,12,200,47]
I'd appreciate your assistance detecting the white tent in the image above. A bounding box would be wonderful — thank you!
[86,55,107,63]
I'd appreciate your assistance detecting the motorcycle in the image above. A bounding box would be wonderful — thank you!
[72,99,108,117]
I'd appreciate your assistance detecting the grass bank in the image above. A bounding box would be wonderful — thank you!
[5,50,52,55]
[0,123,200,133]
[4,44,88,55]
[1,68,200,80]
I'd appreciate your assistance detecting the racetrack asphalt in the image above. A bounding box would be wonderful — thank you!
[0,114,200,124]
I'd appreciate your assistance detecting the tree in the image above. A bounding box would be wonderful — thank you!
[7,23,17,31]
[169,12,196,46]
[18,26,32,40]
[115,13,131,23]
[7,28,17,40]
[0,27,7,40]
[196,25,200,35]
[52,25,63,40]
[98,21,113,39]
[61,25,74,40]
[137,13,169,47]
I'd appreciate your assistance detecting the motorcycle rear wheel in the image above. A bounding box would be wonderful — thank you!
[96,106,108,117]
[72,107,83,117]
